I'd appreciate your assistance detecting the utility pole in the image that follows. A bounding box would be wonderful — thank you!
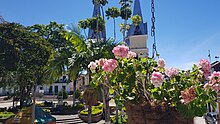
[208,50,211,62]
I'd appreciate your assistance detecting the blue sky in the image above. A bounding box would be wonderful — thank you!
[1,0,220,69]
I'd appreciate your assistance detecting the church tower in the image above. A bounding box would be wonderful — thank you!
[88,3,106,41]
[126,0,148,57]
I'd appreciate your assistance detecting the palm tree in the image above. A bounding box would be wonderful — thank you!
[106,7,120,41]
[119,0,132,41]
[65,25,118,124]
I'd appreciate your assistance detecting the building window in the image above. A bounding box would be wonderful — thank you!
[49,86,53,94]
[40,87,43,90]
[55,86,58,94]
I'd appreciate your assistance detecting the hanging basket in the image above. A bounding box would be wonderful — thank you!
[125,102,193,124]
[83,88,98,106]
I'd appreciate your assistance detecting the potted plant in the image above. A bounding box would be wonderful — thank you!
[88,44,219,124]
[79,103,103,123]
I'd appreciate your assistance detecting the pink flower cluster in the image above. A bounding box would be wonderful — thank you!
[180,86,196,104]
[88,58,117,72]
[88,61,97,70]
[102,59,117,72]
[112,45,129,58]
[209,71,220,83]
[150,72,164,87]
[157,58,165,68]
[165,67,179,77]
[127,51,137,58]
[204,71,220,92]
[95,58,107,67]
[199,59,211,78]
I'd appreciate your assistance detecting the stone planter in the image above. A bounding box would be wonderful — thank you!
[79,112,103,123]
[125,102,193,124]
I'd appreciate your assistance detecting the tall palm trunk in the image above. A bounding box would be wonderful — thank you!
[113,18,116,41]
[123,19,127,43]
[101,5,106,41]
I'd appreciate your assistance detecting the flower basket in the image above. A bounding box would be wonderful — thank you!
[125,102,193,124]
[89,45,219,124]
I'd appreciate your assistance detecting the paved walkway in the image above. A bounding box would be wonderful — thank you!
[53,115,205,124]
[0,96,207,124]
[54,114,104,124]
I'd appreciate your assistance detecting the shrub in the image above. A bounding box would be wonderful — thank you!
[80,103,103,116]
[0,112,15,119]
[57,89,68,100]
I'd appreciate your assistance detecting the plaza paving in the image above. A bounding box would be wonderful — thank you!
[54,114,104,124]
[0,96,207,124]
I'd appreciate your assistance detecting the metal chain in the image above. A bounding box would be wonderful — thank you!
[151,0,158,59]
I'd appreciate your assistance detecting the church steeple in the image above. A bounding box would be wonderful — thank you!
[127,0,147,37]
[126,0,148,58]
[88,3,106,40]
[133,0,143,20]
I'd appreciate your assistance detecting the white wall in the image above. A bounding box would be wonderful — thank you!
[36,82,73,95]
[36,74,90,95]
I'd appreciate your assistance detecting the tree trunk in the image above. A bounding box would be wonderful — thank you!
[101,5,106,41]
[115,103,119,123]
[72,79,77,105]
[123,19,127,42]
[31,84,36,124]
[88,105,92,124]
[114,18,116,41]
[20,86,25,108]
[102,79,110,124]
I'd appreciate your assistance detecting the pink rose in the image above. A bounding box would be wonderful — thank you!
[112,45,129,58]
[96,58,107,67]
[127,51,137,58]
[88,61,97,70]
[209,71,220,84]
[204,83,220,92]
[165,67,179,77]
[204,71,220,92]
[198,59,210,78]
[180,86,196,104]
[157,58,165,68]
[103,59,118,72]
[150,72,164,87]
[211,84,220,92]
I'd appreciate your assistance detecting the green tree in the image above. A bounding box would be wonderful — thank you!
[30,22,75,84]
[0,22,51,108]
